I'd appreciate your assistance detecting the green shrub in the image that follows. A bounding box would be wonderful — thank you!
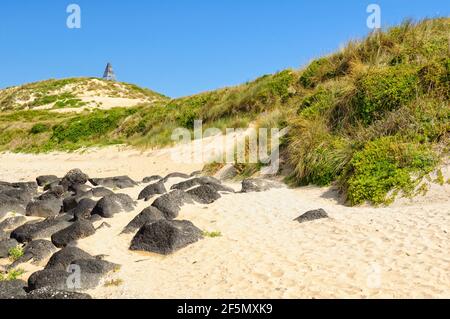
[30,123,49,134]
[0,268,25,281]
[299,58,337,88]
[8,245,24,262]
[345,137,437,205]
[51,108,133,144]
[354,66,419,124]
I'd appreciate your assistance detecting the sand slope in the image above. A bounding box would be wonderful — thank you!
[0,141,449,299]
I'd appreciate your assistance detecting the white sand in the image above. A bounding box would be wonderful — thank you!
[0,139,449,299]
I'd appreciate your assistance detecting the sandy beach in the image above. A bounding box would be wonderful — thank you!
[1,139,449,299]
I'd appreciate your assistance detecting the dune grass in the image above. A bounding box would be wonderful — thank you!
[0,18,448,206]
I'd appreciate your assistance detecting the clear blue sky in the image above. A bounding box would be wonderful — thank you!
[0,1,448,97]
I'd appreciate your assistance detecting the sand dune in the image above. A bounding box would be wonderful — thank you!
[0,138,449,299]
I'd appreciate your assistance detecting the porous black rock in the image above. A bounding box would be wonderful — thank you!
[45,246,93,271]
[60,169,89,192]
[26,287,92,299]
[91,194,135,218]
[161,172,190,183]
[241,179,283,193]
[63,191,93,212]
[142,175,162,183]
[138,181,167,201]
[0,280,27,299]
[130,219,203,255]
[26,199,62,218]
[0,216,28,232]
[36,175,60,187]
[69,198,97,221]
[11,215,72,243]
[187,185,221,204]
[51,220,96,248]
[89,176,137,189]
[10,239,57,267]
[151,190,193,219]
[91,187,115,197]
[0,238,19,258]
[294,209,329,223]
[122,207,165,234]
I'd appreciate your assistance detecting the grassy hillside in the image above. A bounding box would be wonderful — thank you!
[0,18,448,205]
[0,77,167,111]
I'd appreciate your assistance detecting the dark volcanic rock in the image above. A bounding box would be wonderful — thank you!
[36,175,60,187]
[11,216,72,243]
[151,190,193,219]
[190,171,202,177]
[0,280,27,299]
[161,172,190,183]
[142,175,162,183]
[38,186,66,201]
[45,246,93,271]
[63,192,93,212]
[130,220,203,255]
[11,182,38,191]
[26,199,62,218]
[171,177,234,193]
[43,181,60,191]
[138,181,167,201]
[241,179,283,193]
[0,216,27,232]
[71,184,92,195]
[122,207,166,234]
[0,238,19,258]
[2,188,35,203]
[0,193,27,217]
[294,209,329,224]
[27,269,102,291]
[89,176,137,189]
[51,220,96,248]
[69,198,97,221]
[60,169,89,192]
[10,239,57,266]
[0,230,8,241]
[187,185,221,204]
[26,287,92,299]
[92,187,115,197]
[91,194,135,218]
[71,258,118,275]
[28,269,71,291]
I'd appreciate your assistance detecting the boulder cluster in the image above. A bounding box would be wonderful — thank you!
[1,167,316,299]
